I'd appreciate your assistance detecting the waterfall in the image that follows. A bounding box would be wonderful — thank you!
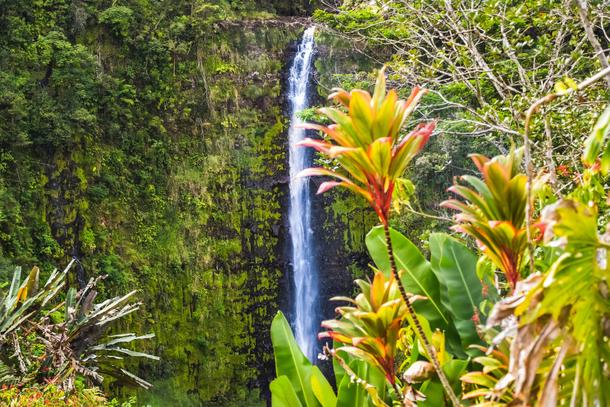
[287,26,318,361]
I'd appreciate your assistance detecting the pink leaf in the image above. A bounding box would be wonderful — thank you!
[317,181,342,194]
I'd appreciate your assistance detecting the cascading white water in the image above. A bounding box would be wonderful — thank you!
[288,26,318,361]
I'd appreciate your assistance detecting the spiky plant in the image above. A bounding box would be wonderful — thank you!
[0,261,157,391]
[299,67,460,406]
[298,68,434,226]
[320,270,413,396]
[37,274,159,390]
[441,148,529,291]
[0,263,68,384]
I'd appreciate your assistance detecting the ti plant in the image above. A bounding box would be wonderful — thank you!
[442,148,529,291]
[319,270,413,398]
[277,66,610,407]
[460,342,513,405]
[471,106,610,406]
[298,67,434,227]
[299,68,459,405]
[485,199,610,405]
[0,260,157,392]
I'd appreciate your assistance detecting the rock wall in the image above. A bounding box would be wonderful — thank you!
[0,1,373,405]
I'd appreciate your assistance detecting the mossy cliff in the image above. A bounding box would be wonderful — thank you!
[0,1,378,405]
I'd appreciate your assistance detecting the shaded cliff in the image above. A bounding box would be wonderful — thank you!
[0,1,378,405]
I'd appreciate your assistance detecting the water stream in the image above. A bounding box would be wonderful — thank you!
[287,26,318,361]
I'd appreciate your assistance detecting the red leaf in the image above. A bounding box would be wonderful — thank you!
[317,181,342,194]
[296,137,331,153]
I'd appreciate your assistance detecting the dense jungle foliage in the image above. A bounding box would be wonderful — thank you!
[1,0,610,405]
[0,1,334,405]
[271,66,610,406]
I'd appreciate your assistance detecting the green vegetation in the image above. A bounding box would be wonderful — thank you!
[1,0,610,405]
[0,1,322,405]
[314,0,610,245]
[274,65,610,405]
[0,261,153,405]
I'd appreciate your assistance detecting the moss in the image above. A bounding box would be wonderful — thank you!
[0,1,390,404]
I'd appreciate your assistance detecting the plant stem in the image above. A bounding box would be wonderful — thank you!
[383,223,461,407]
[391,381,404,405]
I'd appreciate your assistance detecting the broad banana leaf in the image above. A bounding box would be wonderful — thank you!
[271,375,304,407]
[336,359,387,407]
[270,311,319,407]
[429,233,483,351]
[332,340,345,388]
[311,366,336,407]
[334,342,388,407]
[336,374,365,407]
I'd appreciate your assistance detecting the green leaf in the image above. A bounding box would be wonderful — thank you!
[368,137,392,177]
[333,343,387,407]
[373,90,397,139]
[271,376,304,407]
[336,358,386,407]
[271,311,319,407]
[311,366,337,407]
[336,374,365,407]
[460,371,497,387]
[443,359,469,393]
[349,90,374,144]
[429,233,483,350]
[65,287,76,322]
[22,266,40,300]
[366,226,449,329]
[420,359,468,406]
[419,380,444,407]
[5,267,21,311]
[332,340,346,388]
[371,66,386,109]
[583,104,610,168]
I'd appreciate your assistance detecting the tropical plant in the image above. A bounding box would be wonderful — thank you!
[275,62,610,407]
[0,263,70,385]
[0,261,157,393]
[462,101,610,405]
[299,67,460,406]
[366,227,485,357]
[298,67,434,227]
[36,275,159,390]
[485,199,610,405]
[460,341,513,406]
[270,226,484,406]
[269,311,337,407]
[320,270,411,397]
[0,264,66,341]
[441,148,529,291]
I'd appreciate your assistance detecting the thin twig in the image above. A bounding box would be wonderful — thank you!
[522,65,610,274]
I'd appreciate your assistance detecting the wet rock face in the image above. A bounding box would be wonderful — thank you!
[0,1,371,403]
